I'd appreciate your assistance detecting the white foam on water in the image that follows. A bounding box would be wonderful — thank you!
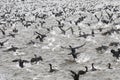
[42,46,50,49]
[52,45,60,51]
[50,31,57,35]
[86,37,97,43]
[76,53,91,63]
[13,51,26,56]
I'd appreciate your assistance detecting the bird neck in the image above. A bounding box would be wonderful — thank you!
[85,67,88,72]
[49,64,53,71]
[108,64,111,69]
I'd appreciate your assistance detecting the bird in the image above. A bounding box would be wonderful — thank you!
[7,33,18,38]
[91,63,97,71]
[96,45,108,53]
[0,39,9,47]
[111,49,120,59]
[35,31,47,42]
[79,66,88,75]
[61,42,86,60]
[13,28,18,33]
[3,45,19,52]
[49,64,58,72]
[70,70,80,80]
[30,54,43,64]
[12,59,29,68]
[108,63,112,69]
[27,40,35,45]
[109,42,119,47]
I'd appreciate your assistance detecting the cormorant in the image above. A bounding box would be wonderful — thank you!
[91,63,97,71]
[108,63,112,69]
[3,45,19,52]
[70,66,88,80]
[12,59,29,68]
[111,49,120,59]
[49,64,58,72]
[61,42,86,60]
[30,54,43,64]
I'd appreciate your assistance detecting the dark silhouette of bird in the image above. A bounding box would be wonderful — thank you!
[3,45,19,52]
[35,31,47,42]
[30,54,43,64]
[111,49,120,59]
[7,33,18,38]
[74,16,86,25]
[70,70,80,80]
[101,19,109,24]
[96,45,108,53]
[13,28,18,33]
[27,40,35,45]
[0,39,9,47]
[79,66,88,75]
[12,59,29,68]
[102,30,111,36]
[61,42,86,60]
[70,66,88,80]
[91,63,97,71]
[108,63,112,69]
[49,64,58,72]
[109,42,119,47]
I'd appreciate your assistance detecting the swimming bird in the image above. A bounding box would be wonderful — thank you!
[13,28,18,33]
[12,59,29,68]
[30,54,43,64]
[91,63,97,71]
[79,66,88,75]
[49,64,58,72]
[108,63,112,69]
[96,45,108,53]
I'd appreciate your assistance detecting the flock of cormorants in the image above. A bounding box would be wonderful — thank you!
[0,0,120,80]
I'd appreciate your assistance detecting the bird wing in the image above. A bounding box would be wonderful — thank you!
[2,39,9,43]
[12,59,20,62]
[73,42,86,49]
[70,70,77,75]
[23,60,29,63]
[60,46,70,50]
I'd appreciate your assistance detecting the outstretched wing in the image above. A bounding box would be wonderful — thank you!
[2,39,9,43]
[70,70,77,75]
[60,46,70,50]
[73,42,86,49]
[23,60,29,63]
[12,59,20,62]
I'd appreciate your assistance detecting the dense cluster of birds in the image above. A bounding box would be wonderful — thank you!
[0,0,120,80]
